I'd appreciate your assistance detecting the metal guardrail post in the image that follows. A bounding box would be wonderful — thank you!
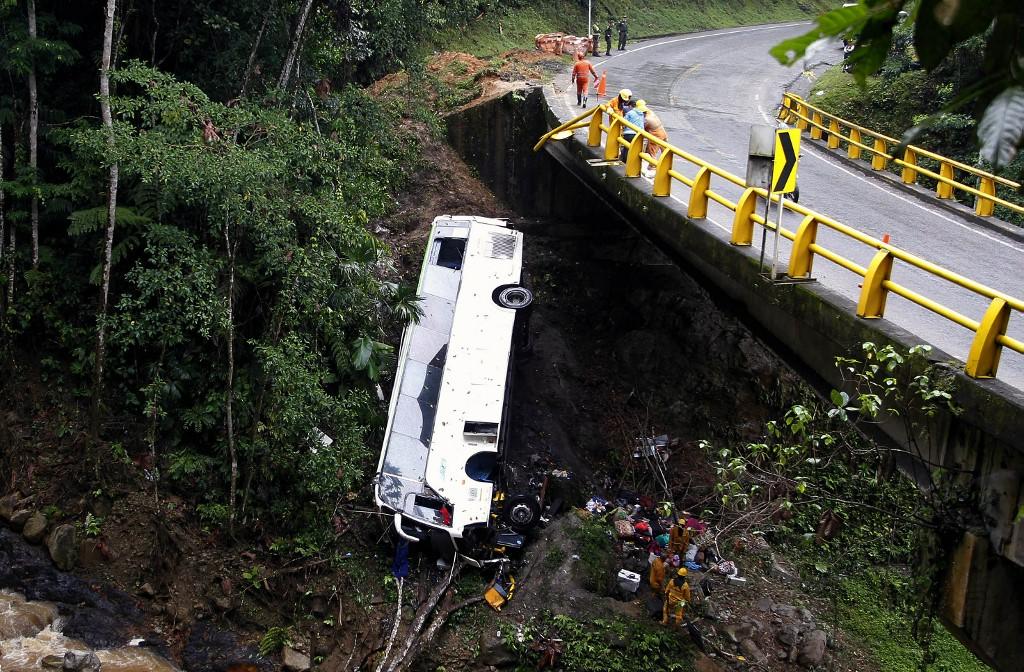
[653,152,673,197]
[966,298,1011,378]
[871,139,888,170]
[587,109,603,147]
[788,215,819,278]
[857,249,894,318]
[937,161,954,199]
[605,118,622,161]
[827,119,841,149]
[848,128,862,160]
[796,103,809,131]
[731,188,759,245]
[811,112,823,140]
[625,135,644,177]
[901,147,918,184]
[976,176,996,217]
[688,166,711,218]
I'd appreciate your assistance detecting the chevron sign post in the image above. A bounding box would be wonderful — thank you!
[768,128,801,280]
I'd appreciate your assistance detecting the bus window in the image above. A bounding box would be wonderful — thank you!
[434,237,466,270]
[466,452,498,483]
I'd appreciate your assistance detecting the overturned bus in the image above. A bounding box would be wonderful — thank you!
[374,215,539,566]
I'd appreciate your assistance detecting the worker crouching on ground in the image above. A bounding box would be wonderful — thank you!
[635,100,668,178]
[571,51,599,107]
[649,551,668,594]
[663,568,691,627]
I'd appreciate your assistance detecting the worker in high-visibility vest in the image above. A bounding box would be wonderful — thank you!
[608,88,632,115]
[635,100,669,177]
[571,51,599,108]
[662,568,691,626]
[649,552,668,594]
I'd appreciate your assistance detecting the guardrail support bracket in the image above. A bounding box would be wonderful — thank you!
[976,177,996,217]
[625,135,644,177]
[788,215,819,278]
[688,166,711,218]
[653,152,673,197]
[605,119,622,161]
[966,298,1010,378]
[587,109,603,147]
[730,188,758,246]
[901,148,918,184]
[857,249,894,318]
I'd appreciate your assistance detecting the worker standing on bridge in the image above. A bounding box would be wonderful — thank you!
[635,100,668,177]
[622,102,645,161]
[617,17,629,50]
[609,88,633,115]
[571,51,599,107]
[662,568,691,626]
[604,21,613,56]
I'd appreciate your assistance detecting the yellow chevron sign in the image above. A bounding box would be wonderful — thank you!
[772,129,800,194]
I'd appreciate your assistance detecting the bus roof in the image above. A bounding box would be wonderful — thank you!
[375,215,524,536]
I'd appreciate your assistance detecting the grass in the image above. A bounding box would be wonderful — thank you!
[421,0,832,58]
[836,573,989,672]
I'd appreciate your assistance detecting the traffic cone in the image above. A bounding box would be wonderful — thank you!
[882,233,890,244]
[596,71,607,99]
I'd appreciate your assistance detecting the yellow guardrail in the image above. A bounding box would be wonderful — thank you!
[779,93,1024,219]
[534,103,1024,380]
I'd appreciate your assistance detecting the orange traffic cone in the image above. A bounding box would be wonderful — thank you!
[596,71,607,99]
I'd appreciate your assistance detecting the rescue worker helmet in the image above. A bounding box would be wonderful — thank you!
[677,567,688,577]
[635,99,649,112]
[618,88,632,101]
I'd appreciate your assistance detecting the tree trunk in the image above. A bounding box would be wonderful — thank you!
[224,215,238,533]
[240,3,274,98]
[277,0,315,90]
[92,0,119,440]
[27,0,39,269]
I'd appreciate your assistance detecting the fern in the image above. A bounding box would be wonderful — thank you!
[68,206,151,236]
[258,626,292,657]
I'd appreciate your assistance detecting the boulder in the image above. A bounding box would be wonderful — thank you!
[771,603,798,619]
[739,638,766,664]
[282,646,310,672]
[22,511,48,544]
[0,492,18,521]
[723,622,754,644]
[47,524,78,571]
[798,630,828,667]
[799,607,815,623]
[769,554,799,585]
[695,653,726,672]
[61,652,101,671]
[138,582,156,598]
[78,539,106,568]
[477,631,518,668]
[777,623,802,646]
[755,597,774,612]
[10,508,32,530]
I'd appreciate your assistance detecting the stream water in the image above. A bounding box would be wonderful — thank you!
[0,589,178,671]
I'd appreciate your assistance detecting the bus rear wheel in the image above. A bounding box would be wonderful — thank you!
[503,494,540,531]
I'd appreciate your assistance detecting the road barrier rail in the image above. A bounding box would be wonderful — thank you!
[779,93,1024,219]
[534,102,1024,380]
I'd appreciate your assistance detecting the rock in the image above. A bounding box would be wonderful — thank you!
[703,599,721,621]
[769,554,799,585]
[755,597,774,612]
[212,596,233,612]
[41,654,65,669]
[799,607,814,623]
[9,509,32,530]
[777,623,802,646]
[739,638,766,664]
[798,630,828,667]
[139,582,156,598]
[694,653,726,672]
[282,646,310,672]
[47,524,78,571]
[723,622,754,644]
[61,651,101,671]
[477,631,518,668]
[772,603,798,618]
[22,511,48,544]
[0,492,19,521]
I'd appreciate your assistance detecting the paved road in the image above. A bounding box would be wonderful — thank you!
[553,23,1024,390]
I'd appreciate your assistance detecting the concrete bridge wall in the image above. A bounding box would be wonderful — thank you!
[446,86,1024,671]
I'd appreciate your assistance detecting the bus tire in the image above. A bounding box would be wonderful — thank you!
[494,285,533,310]
[504,494,541,531]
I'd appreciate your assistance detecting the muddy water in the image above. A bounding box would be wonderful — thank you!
[0,590,178,671]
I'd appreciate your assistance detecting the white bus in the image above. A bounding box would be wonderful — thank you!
[374,215,537,565]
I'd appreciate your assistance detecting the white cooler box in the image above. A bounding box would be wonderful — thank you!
[617,569,641,593]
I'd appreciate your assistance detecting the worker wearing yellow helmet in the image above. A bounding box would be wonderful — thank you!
[608,88,634,115]
[662,567,691,627]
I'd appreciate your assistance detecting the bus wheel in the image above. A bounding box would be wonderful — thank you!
[494,285,534,310]
[504,494,541,531]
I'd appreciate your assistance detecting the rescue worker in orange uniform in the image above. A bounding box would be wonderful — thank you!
[662,568,692,626]
[608,88,632,115]
[668,522,689,555]
[635,100,668,177]
[649,552,668,594]
[571,52,599,107]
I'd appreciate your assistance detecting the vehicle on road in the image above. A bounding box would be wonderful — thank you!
[374,215,538,566]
